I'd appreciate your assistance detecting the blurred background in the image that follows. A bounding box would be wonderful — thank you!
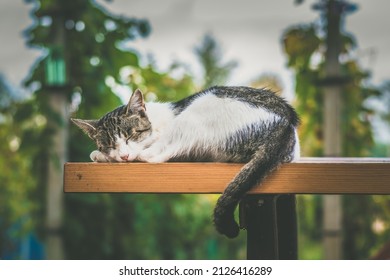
[0,0,389,260]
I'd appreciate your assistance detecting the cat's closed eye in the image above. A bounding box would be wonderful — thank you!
[135,128,150,133]
[98,145,115,152]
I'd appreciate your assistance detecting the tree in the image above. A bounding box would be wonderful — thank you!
[194,33,237,88]
[370,81,390,135]
[21,0,246,259]
[282,1,386,259]
[0,75,38,258]
[23,0,149,259]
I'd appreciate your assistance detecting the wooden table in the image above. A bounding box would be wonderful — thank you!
[63,158,390,259]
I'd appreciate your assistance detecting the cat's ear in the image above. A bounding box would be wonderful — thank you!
[126,89,146,116]
[71,118,98,139]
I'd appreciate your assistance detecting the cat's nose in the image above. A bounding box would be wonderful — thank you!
[120,155,129,161]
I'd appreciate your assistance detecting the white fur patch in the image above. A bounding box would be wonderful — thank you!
[145,102,175,134]
[292,129,301,161]
[192,93,276,133]
[172,94,279,144]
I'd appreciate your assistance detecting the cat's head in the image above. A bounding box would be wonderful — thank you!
[71,89,152,162]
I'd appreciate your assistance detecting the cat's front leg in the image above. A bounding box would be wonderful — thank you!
[138,144,174,163]
[90,150,110,162]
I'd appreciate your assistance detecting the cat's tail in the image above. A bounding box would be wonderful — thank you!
[213,120,298,238]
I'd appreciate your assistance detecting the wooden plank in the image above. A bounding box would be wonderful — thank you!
[63,158,390,195]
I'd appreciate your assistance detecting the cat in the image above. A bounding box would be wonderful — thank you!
[71,86,300,238]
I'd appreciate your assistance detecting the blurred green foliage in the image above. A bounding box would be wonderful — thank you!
[194,33,238,88]
[0,0,246,259]
[282,23,390,259]
[283,24,379,157]
[2,0,389,260]
[0,82,36,256]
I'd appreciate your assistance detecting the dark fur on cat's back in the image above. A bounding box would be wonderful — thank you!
[72,86,300,238]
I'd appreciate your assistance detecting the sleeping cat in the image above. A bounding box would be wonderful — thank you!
[71,86,300,238]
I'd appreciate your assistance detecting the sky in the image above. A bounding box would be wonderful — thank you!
[0,0,389,141]
[1,0,389,96]
[96,0,390,100]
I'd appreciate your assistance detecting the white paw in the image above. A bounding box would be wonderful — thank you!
[144,154,171,163]
[139,148,171,163]
[90,150,109,162]
[139,145,161,160]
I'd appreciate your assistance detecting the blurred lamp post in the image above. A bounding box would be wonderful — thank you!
[44,38,68,259]
[45,46,67,87]
[313,0,357,260]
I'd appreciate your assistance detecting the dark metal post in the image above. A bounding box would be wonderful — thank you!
[239,194,297,260]
[276,195,298,259]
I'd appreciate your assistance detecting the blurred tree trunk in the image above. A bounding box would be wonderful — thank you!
[45,14,68,260]
[284,0,381,259]
[322,0,343,260]
[46,92,68,259]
